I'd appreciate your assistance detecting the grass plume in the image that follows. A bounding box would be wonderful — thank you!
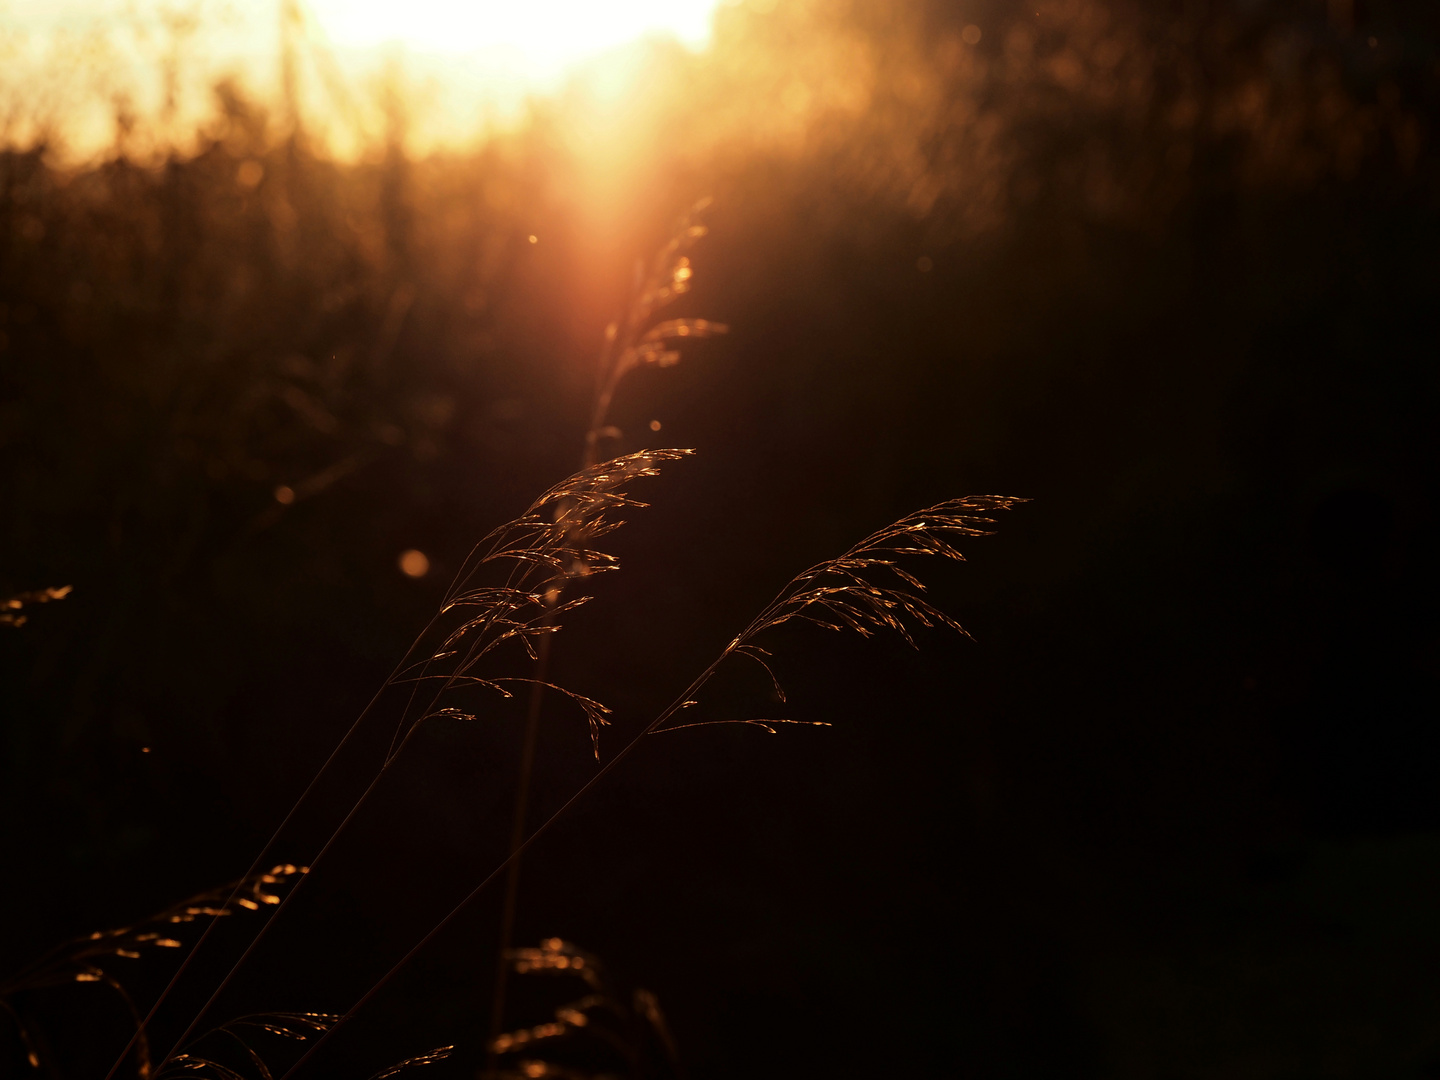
[651,496,1025,735]
[489,201,727,1071]
[274,478,1022,1076]
[398,447,698,759]
[6,443,1020,1078]
[583,201,728,470]
[0,585,71,629]
[142,450,696,1075]
[162,1011,450,1080]
[1,866,308,1077]
[489,938,680,1080]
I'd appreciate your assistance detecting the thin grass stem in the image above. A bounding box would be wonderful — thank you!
[100,608,448,1080]
[143,452,690,1073]
[277,494,1021,1076]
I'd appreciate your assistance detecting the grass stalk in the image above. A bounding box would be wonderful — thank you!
[99,610,449,1080]
[484,201,726,1074]
[123,451,694,1074]
[484,633,551,1072]
[276,493,1021,1076]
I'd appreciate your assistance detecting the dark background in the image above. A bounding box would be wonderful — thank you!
[3,0,1439,1076]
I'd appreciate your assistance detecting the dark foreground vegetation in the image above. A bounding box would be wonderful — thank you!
[3,0,1439,1076]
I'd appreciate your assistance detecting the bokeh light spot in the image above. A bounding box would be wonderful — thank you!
[274,485,296,505]
[399,549,431,578]
[236,160,264,188]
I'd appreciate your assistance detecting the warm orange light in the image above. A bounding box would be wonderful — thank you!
[399,549,430,578]
[236,160,265,189]
[309,0,720,80]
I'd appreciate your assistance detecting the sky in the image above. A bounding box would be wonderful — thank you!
[0,0,727,153]
[4,0,719,66]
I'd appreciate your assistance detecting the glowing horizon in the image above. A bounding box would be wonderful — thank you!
[3,0,722,81]
[0,0,730,157]
[308,0,719,80]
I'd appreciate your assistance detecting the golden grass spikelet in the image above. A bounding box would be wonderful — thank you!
[652,495,1026,736]
[505,938,601,989]
[366,1046,455,1080]
[215,483,1022,1078]
[393,449,694,759]
[161,1012,341,1080]
[0,584,72,628]
[584,201,727,468]
[739,495,1026,646]
[488,939,680,1080]
[0,866,308,1078]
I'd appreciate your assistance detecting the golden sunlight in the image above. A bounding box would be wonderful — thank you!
[2,0,731,158]
[308,0,720,79]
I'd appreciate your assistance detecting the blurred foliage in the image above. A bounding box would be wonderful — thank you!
[1,1,1439,1077]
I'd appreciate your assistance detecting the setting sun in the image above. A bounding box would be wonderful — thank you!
[2,0,730,156]
[308,0,720,78]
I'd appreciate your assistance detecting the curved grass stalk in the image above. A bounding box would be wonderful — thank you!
[278,493,1024,1077]
[489,200,727,1070]
[4,866,307,1077]
[100,452,692,1079]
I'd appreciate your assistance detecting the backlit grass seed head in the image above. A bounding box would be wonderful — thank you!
[652,495,1025,736]
[0,584,72,628]
[737,496,1025,646]
[392,450,694,757]
[1,866,310,1080]
[159,1012,341,1079]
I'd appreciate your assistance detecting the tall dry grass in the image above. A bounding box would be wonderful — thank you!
[1,177,1020,1075]
[2,1,1434,1076]
[4,450,1018,1076]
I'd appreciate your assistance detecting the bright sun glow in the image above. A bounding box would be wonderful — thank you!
[1,0,731,158]
[309,0,720,79]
